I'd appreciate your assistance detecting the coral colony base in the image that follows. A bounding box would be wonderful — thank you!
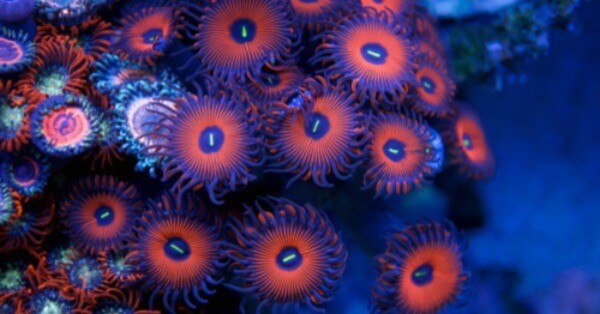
[0,0,498,313]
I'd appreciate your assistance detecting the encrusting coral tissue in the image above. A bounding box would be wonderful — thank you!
[0,0,500,313]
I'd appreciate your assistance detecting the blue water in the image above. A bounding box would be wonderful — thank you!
[464,0,600,310]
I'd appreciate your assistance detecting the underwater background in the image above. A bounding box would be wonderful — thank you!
[428,0,599,312]
[461,0,600,311]
[0,0,598,313]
